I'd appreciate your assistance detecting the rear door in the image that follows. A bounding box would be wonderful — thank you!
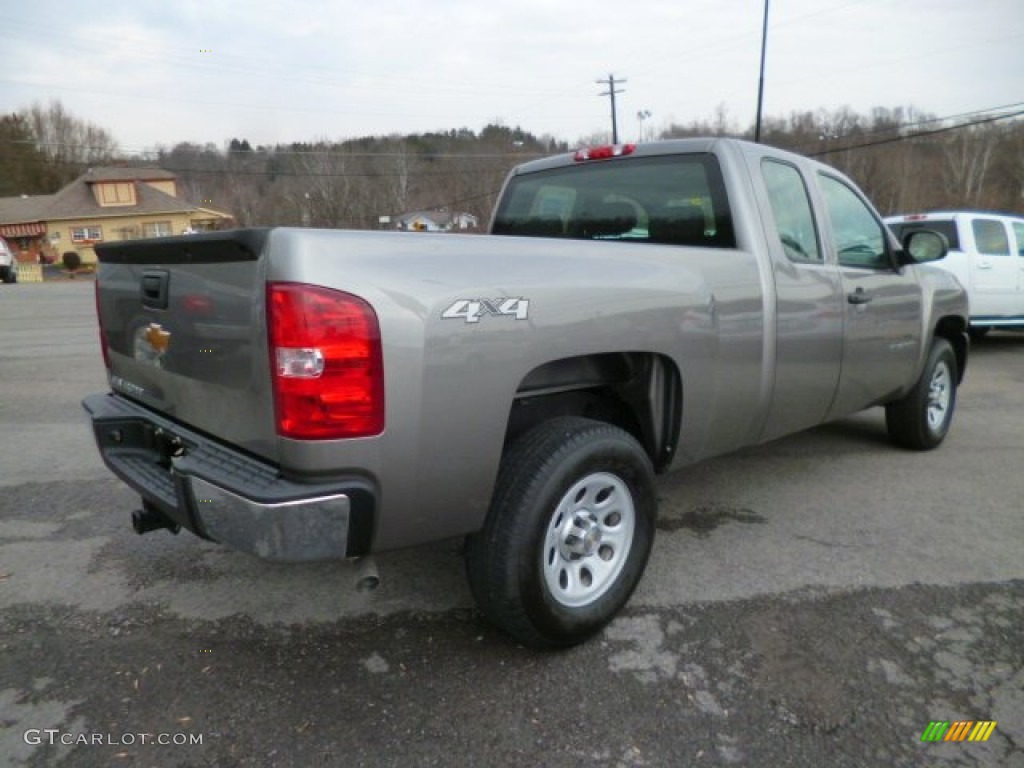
[968,216,1017,316]
[817,173,923,418]
[754,156,843,441]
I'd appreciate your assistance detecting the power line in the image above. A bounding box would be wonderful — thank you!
[5,102,1021,173]
[4,139,549,161]
[809,107,1024,158]
[0,16,564,99]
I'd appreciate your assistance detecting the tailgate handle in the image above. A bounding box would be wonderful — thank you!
[140,270,170,309]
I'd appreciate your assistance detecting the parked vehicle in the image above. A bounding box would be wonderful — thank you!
[0,237,17,283]
[886,211,1024,337]
[83,138,968,647]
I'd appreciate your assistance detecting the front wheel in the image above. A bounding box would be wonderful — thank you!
[886,338,958,450]
[465,417,656,648]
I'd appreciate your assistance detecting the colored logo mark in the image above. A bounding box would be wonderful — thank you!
[921,721,997,742]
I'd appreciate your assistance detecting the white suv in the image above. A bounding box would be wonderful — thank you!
[0,237,17,284]
[886,211,1024,337]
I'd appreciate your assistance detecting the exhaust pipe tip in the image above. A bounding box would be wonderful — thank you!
[131,505,180,535]
[355,556,380,592]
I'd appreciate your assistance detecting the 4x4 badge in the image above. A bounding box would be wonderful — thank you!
[441,298,529,324]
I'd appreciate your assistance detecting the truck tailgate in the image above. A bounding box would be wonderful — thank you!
[94,230,279,462]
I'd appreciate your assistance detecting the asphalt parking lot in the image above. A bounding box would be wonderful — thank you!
[1,281,1022,767]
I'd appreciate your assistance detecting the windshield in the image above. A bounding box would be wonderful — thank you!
[492,153,735,249]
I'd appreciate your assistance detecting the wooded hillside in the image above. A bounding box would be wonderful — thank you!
[4,101,1022,229]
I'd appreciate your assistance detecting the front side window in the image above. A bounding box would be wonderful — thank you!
[762,160,821,263]
[972,219,1010,256]
[492,153,735,249]
[818,174,888,269]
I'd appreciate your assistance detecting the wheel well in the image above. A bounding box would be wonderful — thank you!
[505,352,682,473]
[934,315,968,384]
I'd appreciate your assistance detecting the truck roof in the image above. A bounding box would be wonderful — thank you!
[884,211,1024,224]
[508,137,819,177]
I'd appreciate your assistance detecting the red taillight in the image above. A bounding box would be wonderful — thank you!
[267,282,385,440]
[573,144,636,162]
[94,280,111,370]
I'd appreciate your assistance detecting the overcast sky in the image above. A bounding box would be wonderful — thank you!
[1,0,1021,153]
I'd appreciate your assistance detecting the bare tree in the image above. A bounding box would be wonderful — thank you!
[19,100,118,186]
[941,125,997,209]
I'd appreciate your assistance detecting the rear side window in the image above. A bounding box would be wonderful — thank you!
[761,159,821,263]
[492,154,735,249]
[972,219,1010,255]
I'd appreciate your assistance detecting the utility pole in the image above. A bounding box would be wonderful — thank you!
[596,74,626,144]
[754,0,770,143]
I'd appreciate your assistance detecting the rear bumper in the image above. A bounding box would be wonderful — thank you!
[82,392,376,561]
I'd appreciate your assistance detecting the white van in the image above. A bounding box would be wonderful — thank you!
[886,211,1024,337]
[0,237,17,284]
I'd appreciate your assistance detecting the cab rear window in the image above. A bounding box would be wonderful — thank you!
[492,154,735,249]
[888,220,960,251]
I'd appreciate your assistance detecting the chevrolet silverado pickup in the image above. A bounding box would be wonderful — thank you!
[83,138,968,647]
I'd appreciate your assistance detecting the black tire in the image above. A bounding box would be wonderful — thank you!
[465,417,656,648]
[885,338,958,450]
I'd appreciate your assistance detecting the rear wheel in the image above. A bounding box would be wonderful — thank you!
[886,338,957,450]
[465,417,656,648]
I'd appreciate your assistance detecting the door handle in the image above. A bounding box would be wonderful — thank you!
[977,261,993,270]
[847,287,873,305]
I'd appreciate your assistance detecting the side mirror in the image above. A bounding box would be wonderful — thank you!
[901,229,949,264]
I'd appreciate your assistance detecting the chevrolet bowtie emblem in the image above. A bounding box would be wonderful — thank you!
[144,323,171,353]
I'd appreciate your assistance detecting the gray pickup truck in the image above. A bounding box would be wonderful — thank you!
[83,138,968,647]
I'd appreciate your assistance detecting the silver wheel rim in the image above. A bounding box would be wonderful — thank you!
[542,471,635,608]
[927,360,951,431]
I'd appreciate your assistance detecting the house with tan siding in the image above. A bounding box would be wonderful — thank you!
[0,167,233,265]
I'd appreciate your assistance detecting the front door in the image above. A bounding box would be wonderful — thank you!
[817,173,923,419]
